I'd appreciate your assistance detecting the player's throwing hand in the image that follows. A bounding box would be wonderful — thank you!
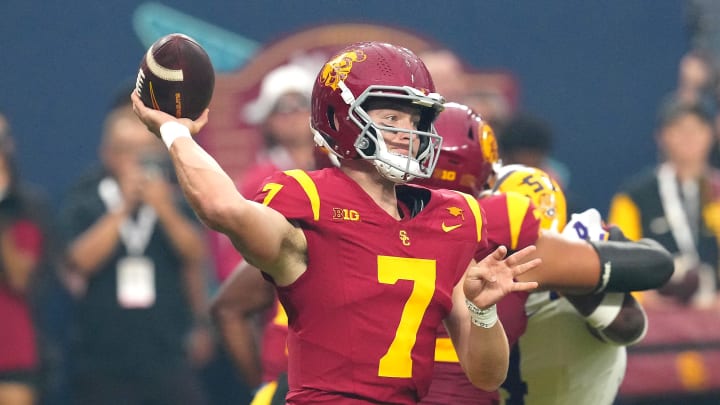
[130,91,209,138]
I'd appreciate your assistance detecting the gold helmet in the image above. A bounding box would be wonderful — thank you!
[492,164,567,232]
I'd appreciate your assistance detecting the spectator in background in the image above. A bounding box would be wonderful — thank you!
[418,49,468,104]
[463,89,512,129]
[209,63,320,283]
[495,113,573,201]
[0,113,55,405]
[242,63,319,175]
[58,100,213,405]
[420,48,510,127]
[712,114,720,169]
[609,102,720,308]
[660,49,720,170]
[664,50,717,113]
[420,48,514,128]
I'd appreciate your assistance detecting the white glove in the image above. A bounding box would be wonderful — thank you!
[561,208,608,242]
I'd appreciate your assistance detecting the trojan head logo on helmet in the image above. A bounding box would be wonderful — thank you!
[310,41,445,183]
[415,102,501,196]
[492,164,568,232]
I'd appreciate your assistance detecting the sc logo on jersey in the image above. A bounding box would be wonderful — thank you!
[333,208,360,221]
[399,230,411,246]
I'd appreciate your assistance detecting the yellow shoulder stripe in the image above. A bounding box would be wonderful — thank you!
[284,169,320,221]
[505,192,532,250]
[455,191,483,242]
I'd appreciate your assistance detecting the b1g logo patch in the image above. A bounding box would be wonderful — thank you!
[332,208,360,221]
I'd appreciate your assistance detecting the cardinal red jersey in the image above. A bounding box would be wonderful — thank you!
[253,167,487,404]
[423,192,540,405]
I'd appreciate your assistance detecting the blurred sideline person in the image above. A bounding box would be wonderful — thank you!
[209,63,319,283]
[0,113,54,405]
[59,102,212,405]
[609,102,720,308]
[417,49,468,106]
[419,48,512,127]
[415,103,664,405]
[495,113,573,203]
[660,50,717,120]
[132,41,542,404]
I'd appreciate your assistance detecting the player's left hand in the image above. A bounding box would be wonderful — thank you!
[464,245,540,309]
[130,91,209,137]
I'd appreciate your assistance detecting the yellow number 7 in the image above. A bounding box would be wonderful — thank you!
[377,255,436,378]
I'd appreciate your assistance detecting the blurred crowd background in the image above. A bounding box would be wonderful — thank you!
[1,1,720,404]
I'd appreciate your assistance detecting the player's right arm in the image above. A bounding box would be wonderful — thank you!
[130,92,306,285]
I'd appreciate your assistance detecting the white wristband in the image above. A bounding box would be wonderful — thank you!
[585,292,624,330]
[465,299,498,329]
[159,121,192,149]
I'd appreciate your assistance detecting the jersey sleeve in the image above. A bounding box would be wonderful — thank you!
[252,169,321,223]
[453,190,488,251]
[478,192,541,257]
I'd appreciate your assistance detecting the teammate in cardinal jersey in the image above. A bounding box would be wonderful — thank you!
[416,103,669,405]
[132,41,542,404]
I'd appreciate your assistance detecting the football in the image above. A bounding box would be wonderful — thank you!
[135,33,215,120]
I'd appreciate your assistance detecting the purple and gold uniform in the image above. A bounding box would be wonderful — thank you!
[253,167,487,404]
[422,192,541,405]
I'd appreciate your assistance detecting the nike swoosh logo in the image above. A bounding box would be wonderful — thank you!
[442,222,462,232]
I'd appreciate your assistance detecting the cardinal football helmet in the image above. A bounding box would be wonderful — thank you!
[492,164,567,232]
[310,41,445,183]
[415,102,500,196]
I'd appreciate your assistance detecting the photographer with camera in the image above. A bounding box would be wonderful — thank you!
[58,98,212,405]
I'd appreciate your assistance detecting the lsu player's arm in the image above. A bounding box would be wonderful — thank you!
[515,230,673,294]
[564,291,647,346]
[483,192,606,294]
[211,260,275,388]
[526,211,650,345]
[562,222,648,345]
[131,92,306,286]
[493,167,671,294]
